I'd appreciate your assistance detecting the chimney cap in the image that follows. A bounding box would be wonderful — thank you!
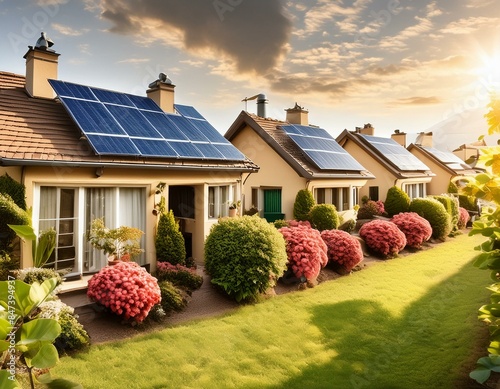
[285,102,308,113]
[35,32,55,51]
[148,72,173,89]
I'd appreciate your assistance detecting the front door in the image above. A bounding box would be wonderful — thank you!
[263,188,284,222]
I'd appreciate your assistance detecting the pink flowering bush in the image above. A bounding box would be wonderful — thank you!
[359,219,406,258]
[357,200,386,219]
[156,261,203,293]
[87,262,161,324]
[320,229,363,272]
[457,207,470,229]
[391,212,432,249]
[279,224,328,283]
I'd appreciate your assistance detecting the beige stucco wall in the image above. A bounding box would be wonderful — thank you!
[408,149,452,195]
[5,164,241,270]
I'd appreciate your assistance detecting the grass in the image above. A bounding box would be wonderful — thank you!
[53,233,491,388]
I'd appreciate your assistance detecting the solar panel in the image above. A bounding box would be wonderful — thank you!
[280,124,366,171]
[421,146,470,169]
[49,79,247,161]
[360,135,430,171]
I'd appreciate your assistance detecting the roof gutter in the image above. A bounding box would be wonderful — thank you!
[0,158,259,173]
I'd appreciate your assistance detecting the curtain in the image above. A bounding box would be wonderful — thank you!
[119,188,146,265]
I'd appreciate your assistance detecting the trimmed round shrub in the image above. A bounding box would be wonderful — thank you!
[309,204,340,231]
[155,209,186,265]
[293,189,315,221]
[458,207,470,229]
[273,219,289,229]
[38,299,90,352]
[359,220,406,258]
[385,186,411,217]
[158,280,187,314]
[87,262,161,323]
[0,173,27,210]
[391,212,432,249]
[320,229,363,272]
[279,224,328,283]
[156,261,203,293]
[204,215,288,302]
[0,193,30,252]
[357,200,384,219]
[409,197,452,240]
[432,195,459,233]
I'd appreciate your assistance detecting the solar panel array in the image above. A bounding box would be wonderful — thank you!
[359,134,430,171]
[280,124,366,171]
[421,146,470,170]
[48,80,246,161]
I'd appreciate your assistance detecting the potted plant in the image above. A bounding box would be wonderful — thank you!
[228,200,241,217]
[87,218,144,264]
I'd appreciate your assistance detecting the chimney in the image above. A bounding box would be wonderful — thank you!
[147,73,175,113]
[359,123,374,136]
[415,132,433,147]
[285,103,309,125]
[391,129,407,147]
[23,32,59,99]
[256,93,268,118]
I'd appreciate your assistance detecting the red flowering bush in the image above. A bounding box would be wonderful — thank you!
[391,212,432,249]
[320,229,363,272]
[457,207,470,229]
[87,262,161,323]
[279,224,327,283]
[359,219,406,258]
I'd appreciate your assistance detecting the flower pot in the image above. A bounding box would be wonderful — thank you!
[229,208,237,217]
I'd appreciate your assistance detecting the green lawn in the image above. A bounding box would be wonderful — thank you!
[54,233,490,389]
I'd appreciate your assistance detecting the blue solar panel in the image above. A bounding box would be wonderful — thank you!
[361,135,430,171]
[174,104,205,119]
[62,99,125,135]
[86,135,139,155]
[281,124,366,171]
[105,105,161,138]
[49,79,247,161]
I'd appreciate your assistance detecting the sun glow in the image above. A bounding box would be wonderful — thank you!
[474,51,500,94]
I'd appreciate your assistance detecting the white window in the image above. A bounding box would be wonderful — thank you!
[314,187,351,211]
[403,183,426,199]
[208,185,235,218]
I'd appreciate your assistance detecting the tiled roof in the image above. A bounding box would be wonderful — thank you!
[225,111,373,179]
[0,71,257,171]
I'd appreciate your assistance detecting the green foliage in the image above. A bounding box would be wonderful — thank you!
[338,219,356,233]
[0,253,19,281]
[0,173,26,211]
[384,186,411,217]
[0,194,30,253]
[155,210,186,265]
[156,262,203,293]
[16,267,64,287]
[0,278,81,388]
[309,204,339,231]
[158,280,187,314]
[273,219,289,229]
[432,194,459,234]
[204,215,288,302]
[448,180,458,194]
[9,224,57,268]
[409,197,452,240]
[293,189,315,221]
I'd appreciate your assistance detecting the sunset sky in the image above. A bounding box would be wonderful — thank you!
[2,0,500,150]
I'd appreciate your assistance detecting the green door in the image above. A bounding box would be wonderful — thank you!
[263,189,285,222]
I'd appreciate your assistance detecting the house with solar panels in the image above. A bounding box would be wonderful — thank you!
[0,41,257,278]
[225,102,374,222]
[336,125,435,202]
[401,132,478,195]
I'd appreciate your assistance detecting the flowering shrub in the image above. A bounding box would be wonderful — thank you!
[87,262,161,323]
[156,261,203,293]
[279,224,328,283]
[391,212,432,249]
[359,219,406,258]
[457,207,470,229]
[357,200,385,219]
[320,229,363,272]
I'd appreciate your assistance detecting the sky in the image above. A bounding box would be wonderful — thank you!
[2,0,500,151]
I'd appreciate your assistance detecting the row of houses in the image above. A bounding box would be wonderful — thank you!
[0,38,479,280]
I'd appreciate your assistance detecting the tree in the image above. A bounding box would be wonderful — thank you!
[293,189,315,221]
[155,206,186,266]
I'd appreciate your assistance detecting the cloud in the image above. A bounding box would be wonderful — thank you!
[389,96,442,106]
[117,58,150,64]
[51,23,89,36]
[98,0,291,74]
[440,16,498,35]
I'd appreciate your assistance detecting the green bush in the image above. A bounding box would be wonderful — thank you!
[432,195,459,234]
[0,173,27,210]
[409,197,452,240]
[0,252,19,281]
[155,209,186,265]
[385,186,411,217]
[158,280,187,314]
[309,204,340,231]
[156,261,203,293]
[204,215,288,302]
[0,193,30,252]
[293,189,315,221]
[38,299,90,352]
[273,219,289,229]
[338,218,356,233]
[16,267,64,287]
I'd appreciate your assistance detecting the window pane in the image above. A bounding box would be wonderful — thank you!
[169,186,195,219]
[208,187,215,218]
